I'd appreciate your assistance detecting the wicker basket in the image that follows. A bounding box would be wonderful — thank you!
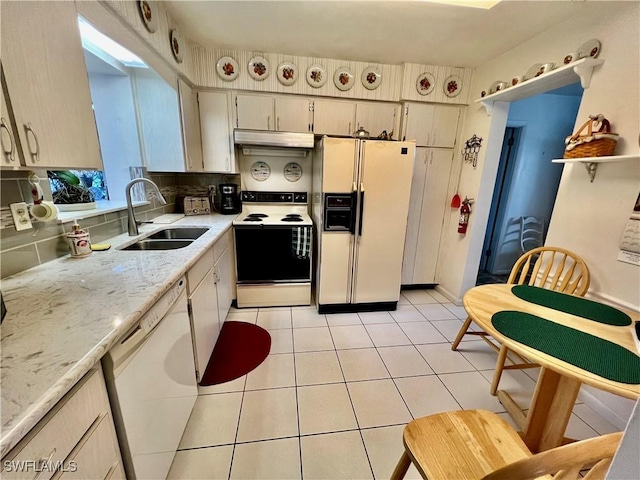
[564,115,618,159]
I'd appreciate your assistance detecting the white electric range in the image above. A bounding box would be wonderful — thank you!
[233,191,313,308]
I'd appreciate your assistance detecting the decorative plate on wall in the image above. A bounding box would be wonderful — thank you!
[248,56,270,81]
[138,0,157,33]
[416,72,435,96]
[361,66,382,90]
[306,64,327,88]
[334,67,355,91]
[284,162,303,182]
[277,62,298,86]
[170,29,184,63]
[443,74,462,97]
[216,56,239,81]
[577,38,601,59]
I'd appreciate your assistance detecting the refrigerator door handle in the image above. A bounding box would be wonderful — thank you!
[358,183,365,237]
[350,189,358,235]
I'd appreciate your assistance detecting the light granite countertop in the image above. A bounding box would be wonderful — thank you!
[0,213,237,457]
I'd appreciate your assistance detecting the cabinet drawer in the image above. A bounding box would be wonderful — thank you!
[55,414,121,480]
[2,369,107,480]
[213,229,231,263]
[187,246,214,294]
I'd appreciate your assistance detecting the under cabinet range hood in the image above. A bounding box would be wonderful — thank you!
[233,129,315,149]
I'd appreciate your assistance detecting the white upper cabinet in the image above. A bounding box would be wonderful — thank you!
[178,79,204,172]
[199,91,236,173]
[401,103,462,148]
[355,102,400,139]
[0,2,102,170]
[313,99,356,136]
[236,94,274,130]
[1,87,21,168]
[275,96,312,133]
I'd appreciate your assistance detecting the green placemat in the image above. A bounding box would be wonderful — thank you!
[492,311,640,384]
[512,285,632,326]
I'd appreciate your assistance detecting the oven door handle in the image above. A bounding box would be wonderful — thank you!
[358,183,365,237]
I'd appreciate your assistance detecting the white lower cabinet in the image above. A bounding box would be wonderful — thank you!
[1,366,123,480]
[402,148,454,285]
[187,230,234,382]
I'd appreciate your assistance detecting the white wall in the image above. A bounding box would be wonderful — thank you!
[436,1,639,428]
[437,2,640,309]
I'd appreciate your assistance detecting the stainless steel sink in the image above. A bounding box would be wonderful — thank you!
[121,239,194,251]
[147,227,209,240]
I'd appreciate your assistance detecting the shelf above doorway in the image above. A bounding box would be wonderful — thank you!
[551,154,639,182]
[476,58,604,115]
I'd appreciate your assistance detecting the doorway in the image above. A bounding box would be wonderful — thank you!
[475,83,583,285]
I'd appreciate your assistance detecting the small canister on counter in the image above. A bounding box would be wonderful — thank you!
[66,220,92,258]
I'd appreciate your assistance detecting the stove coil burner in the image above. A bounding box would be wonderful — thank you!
[243,213,268,222]
[281,214,303,222]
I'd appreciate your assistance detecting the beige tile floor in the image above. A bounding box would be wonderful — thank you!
[168,289,620,480]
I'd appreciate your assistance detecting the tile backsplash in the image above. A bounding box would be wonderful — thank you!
[0,170,237,278]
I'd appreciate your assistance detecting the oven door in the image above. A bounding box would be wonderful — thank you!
[235,225,312,283]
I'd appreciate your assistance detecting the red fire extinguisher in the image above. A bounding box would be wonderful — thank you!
[458,197,473,234]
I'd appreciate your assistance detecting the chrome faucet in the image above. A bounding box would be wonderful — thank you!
[125,178,167,236]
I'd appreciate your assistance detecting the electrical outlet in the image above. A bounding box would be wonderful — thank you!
[9,202,32,231]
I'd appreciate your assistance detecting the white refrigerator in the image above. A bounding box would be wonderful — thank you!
[312,136,415,313]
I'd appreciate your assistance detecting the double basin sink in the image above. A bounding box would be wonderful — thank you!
[120,227,209,251]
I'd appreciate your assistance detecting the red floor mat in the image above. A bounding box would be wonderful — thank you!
[199,321,271,386]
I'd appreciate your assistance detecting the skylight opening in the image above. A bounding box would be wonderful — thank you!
[78,17,147,68]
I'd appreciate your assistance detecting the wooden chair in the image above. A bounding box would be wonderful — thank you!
[519,216,544,253]
[391,409,621,480]
[452,246,590,395]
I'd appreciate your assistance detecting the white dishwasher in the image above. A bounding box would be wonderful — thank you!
[102,276,197,480]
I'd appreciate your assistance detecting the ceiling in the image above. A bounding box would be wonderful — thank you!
[163,1,610,68]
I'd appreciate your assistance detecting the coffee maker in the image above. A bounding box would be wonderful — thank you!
[219,183,241,214]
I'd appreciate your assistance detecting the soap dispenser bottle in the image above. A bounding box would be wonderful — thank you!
[66,220,92,258]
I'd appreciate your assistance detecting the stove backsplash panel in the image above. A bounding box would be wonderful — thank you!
[238,150,312,194]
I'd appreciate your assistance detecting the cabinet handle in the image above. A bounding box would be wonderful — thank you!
[187,155,193,170]
[24,122,40,163]
[277,117,280,131]
[33,447,56,480]
[226,156,229,171]
[267,116,271,130]
[348,122,351,134]
[1,117,16,164]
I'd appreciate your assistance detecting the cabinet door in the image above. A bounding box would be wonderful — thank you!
[178,79,204,172]
[401,148,429,284]
[1,2,102,170]
[402,103,461,148]
[199,91,236,173]
[275,96,311,133]
[313,100,355,136]
[355,102,399,139]
[410,149,454,284]
[1,87,22,168]
[133,69,185,172]
[430,105,461,148]
[236,94,274,130]
[215,247,233,326]
[189,268,220,383]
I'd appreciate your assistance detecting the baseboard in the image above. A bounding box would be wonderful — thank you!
[319,302,397,314]
[434,285,462,306]
[584,291,640,313]
[578,387,635,430]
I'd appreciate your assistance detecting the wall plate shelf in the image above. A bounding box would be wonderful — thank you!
[476,58,604,115]
[552,154,639,182]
